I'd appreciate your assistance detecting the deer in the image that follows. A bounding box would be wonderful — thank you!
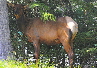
[8,3,78,68]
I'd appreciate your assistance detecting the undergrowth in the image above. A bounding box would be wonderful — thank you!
[0,60,54,68]
[0,60,83,68]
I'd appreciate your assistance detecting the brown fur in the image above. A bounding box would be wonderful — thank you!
[9,4,78,68]
[26,17,69,45]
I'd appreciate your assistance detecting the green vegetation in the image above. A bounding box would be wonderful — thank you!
[0,60,28,68]
[7,0,97,67]
[29,2,56,21]
[0,60,83,68]
[41,12,56,22]
[0,60,54,68]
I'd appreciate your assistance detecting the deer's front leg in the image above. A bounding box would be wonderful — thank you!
[33,40,40,62]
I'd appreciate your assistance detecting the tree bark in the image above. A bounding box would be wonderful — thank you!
[0,0,12,59]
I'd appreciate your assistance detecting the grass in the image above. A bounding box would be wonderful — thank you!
[0,59,85,68]
[0,60,27,68]
[0,60,54,68]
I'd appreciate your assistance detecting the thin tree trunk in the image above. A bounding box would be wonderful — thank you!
[0,0,12,59]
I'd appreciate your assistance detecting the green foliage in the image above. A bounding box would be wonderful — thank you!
[8,0,97,67]
[41,12,56,22]
[29,2,56,21]
[0,60,28,68]
[75,47,97,56]
[29,2,50,12]
[0,60,83,68]
[0,60,54,68]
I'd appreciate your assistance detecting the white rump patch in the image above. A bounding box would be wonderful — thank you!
[65,16,78,35]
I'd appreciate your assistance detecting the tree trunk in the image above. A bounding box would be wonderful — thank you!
[0,0,12,59]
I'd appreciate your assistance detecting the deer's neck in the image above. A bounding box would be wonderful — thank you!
[16,15,29,34]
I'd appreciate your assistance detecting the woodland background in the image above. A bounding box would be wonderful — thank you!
[7,0,97,68]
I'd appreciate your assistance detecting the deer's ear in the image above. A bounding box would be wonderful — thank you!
[7,3,15,7]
